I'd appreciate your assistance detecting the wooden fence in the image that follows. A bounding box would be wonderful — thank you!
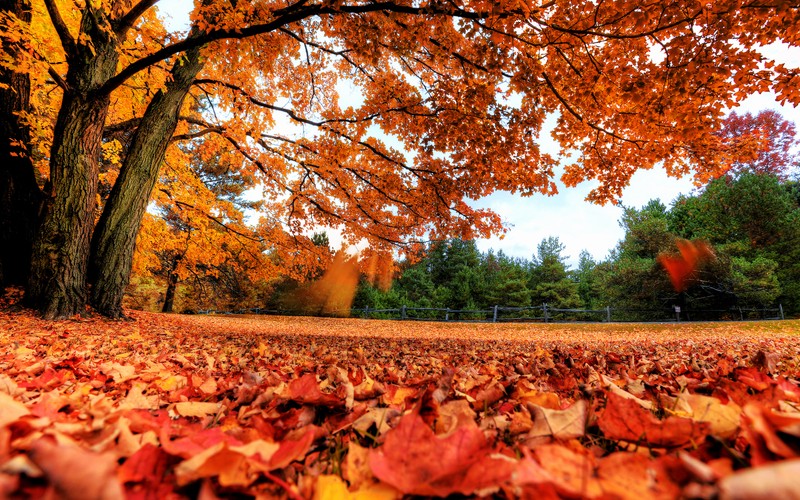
[198,303,785,323]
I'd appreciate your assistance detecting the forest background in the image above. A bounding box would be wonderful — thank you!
[127,131,800,321]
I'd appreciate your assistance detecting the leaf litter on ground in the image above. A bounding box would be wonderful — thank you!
[1,303,799,498]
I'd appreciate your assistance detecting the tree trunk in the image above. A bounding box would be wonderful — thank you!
[89,45,204,318]
[25,9,119,319]
[0,0,43,288]
[162,270,179,313]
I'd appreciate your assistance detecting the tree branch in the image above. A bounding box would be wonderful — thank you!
[540,71,645,148]
[98,1,499,97]
[43,0,76,57]
[171,126,224,142]
[115,0,160,37]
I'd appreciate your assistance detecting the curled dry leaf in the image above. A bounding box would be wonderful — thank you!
[741,403,800,464]
[526,399,588,441]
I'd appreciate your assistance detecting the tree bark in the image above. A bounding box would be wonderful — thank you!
[162,270,179,313]
[0,0,43,288]
[89,44,204,318]
[25,8,119,319]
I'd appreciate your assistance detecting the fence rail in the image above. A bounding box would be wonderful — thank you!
[196,303,785,323]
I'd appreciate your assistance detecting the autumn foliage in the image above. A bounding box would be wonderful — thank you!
[1,301,800,498]
[1,0,799,319]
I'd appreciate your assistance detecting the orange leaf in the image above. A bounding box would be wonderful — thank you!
[599,392,709,447]
[368,410,515,496]
[29,437,125,499]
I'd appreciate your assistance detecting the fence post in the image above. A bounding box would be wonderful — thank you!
[445,308,450,321]
[606,306,611,323]
[780,304,784,320]
[364,306,369,318]
[401,305,407,320]
[543,303,549,323]
[493,305,498,323]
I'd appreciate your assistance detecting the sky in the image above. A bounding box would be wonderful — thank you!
[154,2,800,268]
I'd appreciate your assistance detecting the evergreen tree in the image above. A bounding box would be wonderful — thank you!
[528,237,581,310]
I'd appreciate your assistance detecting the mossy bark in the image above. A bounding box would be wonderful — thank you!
[89,45,204,318]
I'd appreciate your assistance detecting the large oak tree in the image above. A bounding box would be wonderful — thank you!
[0,0,797,318]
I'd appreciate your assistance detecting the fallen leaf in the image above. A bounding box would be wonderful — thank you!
[526,399,587,441]
[435,399,477,436]
[599,392,709,447]
[288,374,345,407]
[173,401,222,418]
[118,382,158,411]
[343,442,373,490]
[197,377,218,395]
[596,452,681,499]
[661,392,741,438]
[533,443,603,498]
[0,391,29,426]
[174,440,279,487]
[741,403,798,463]
[718,459,800,499]
[368,410,515,496]
[352,407,400,437]
[28,437,125,500]
[314,474,400,500]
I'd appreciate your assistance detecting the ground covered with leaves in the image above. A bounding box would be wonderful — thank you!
[1,305,800,499]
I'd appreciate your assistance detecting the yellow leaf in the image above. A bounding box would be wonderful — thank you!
[662,393,741,439]
[154,375,187,391]
[314,475,350,500]
[314,475,400,500]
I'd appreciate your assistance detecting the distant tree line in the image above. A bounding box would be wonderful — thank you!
[126,170,800,320]
[344,171,800,320]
